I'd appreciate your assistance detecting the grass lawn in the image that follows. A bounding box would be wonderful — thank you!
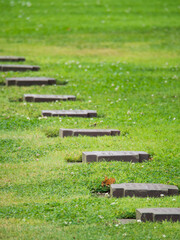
[0,0,180,239]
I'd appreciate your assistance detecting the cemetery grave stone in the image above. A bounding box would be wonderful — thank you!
[0,56,25,62]
[82,151,149,163]
[6,77,56,86]
[42,110,97,117]
[110,183,179,198]
[59,128,120,137]
[0,64,40,72]
[136,208,180,222]
[24,94,76,102]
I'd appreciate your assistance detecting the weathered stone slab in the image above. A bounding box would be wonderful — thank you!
[0,64,40,72]
[42,110,97,117]
[82,151,149,163]
[24,94,76,102]
[59,129,120,137]
[118,219,136,224]
[136,208,180,222]
[6,77,56,86]
[110,183,179,198]
[0,56,25,62]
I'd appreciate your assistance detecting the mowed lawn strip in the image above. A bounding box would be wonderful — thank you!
[0,0,180,239]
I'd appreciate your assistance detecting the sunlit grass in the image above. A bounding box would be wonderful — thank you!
[0,0,180,239]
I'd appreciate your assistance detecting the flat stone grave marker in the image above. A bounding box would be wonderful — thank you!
[6,77,56,86]
[118,219,136,224]
[136,208,180,222]
[110,183,179,198]
[0,56,25,62]
[24,94,76,102]
[82,151,149,163]
[59,128,120,137]
[42,110,97,117]
[0,64,40,72]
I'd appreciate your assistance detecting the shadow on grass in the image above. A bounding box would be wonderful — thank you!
[8,97,23,102]
[56,80,68,85]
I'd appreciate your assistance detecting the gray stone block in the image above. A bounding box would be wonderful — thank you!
[0,65,40,72]
[59,129,120,137]
[24,94,76,102]
[110,183,179,198]
[0,56,25,62]
[136,208,180,222]
[6,77,56,86]
[82,151,149,163]
[42,110,97,117]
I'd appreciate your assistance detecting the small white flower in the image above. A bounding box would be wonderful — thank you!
[123,233,127,236]
[100,120,103,123]
[27,2,32,7]
[111,83,114,86]
[27,117,30,120]
[110,202,116,205]
[172,198,176,201]
[162,235,166,238]
[160,194,164,197]
[151,94,154,97]
[172,75,178,79]
[115,224,119,227]
[137,220,141,223]
[98,215,104,219]
[23,102,27,105]
[88,100,92,103]
[173,118,176,120]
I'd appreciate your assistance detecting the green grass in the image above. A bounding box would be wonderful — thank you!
[0,0,180,239]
